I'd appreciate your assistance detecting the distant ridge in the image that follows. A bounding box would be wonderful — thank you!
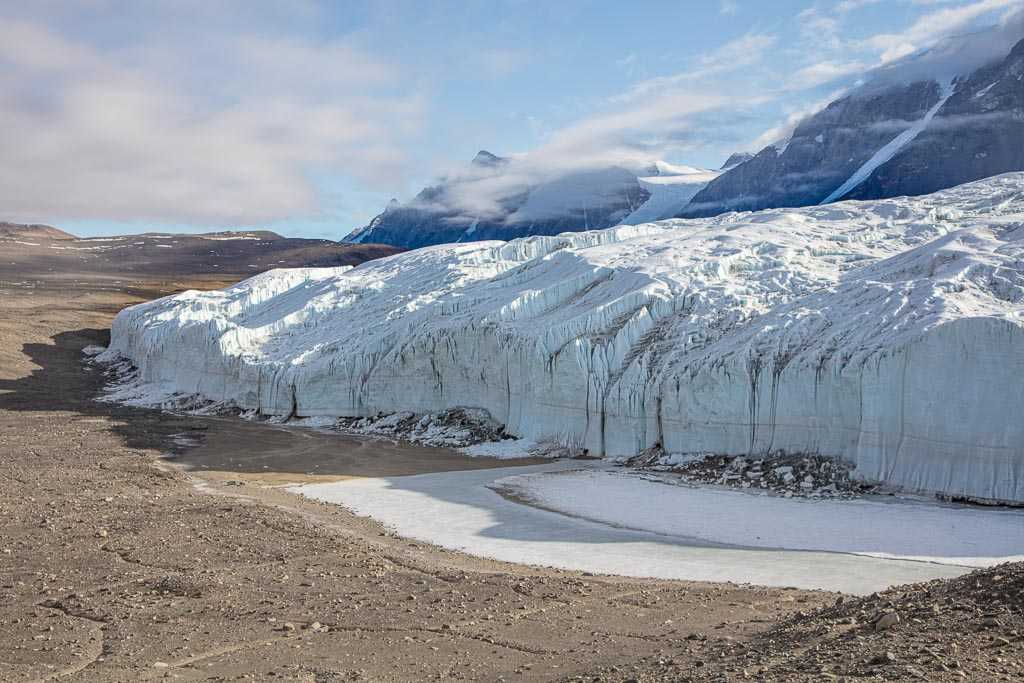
[0,222,75,240]
[345,153,721,249]
[0,227,399,281]
[720,152,754,170]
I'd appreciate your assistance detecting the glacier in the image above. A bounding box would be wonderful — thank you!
[623,164,721,225]
[102,174,1024,504]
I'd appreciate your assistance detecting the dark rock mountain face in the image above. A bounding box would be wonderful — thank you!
[469,150,508,169]
[682,36,1024,217]
[347,151,525,249]
[845,38,1024,201]
[682,81,944,217]
[720,152,754,170]
[346,151,649,249]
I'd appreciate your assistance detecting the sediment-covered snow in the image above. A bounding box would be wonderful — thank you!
[102,174,1024,503]
[334,408,510,448]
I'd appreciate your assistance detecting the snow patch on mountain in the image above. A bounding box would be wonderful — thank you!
[623,166,721,225]
[102,174,1024,503]
[821,81,955,204]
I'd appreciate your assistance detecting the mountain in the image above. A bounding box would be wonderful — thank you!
[0,221,75,240]
[346,151,649,249]
[682,26,1024,217]
[844,36,1024,201]
[105,173,1024,504]
[719,152,754,170]
[469,149,508,169]
[350,21,1024,244]
[346,152,720,249]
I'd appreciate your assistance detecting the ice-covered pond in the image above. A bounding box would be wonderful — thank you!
[292,462,1024,594]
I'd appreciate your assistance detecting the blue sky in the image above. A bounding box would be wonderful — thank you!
[1,0,1020,238]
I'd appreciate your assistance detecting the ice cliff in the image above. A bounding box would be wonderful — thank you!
[103,174,1024,503]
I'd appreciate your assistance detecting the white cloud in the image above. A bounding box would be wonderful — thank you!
[747,88,849,151]
[796,7,843,50]
[785,60,869,89]
[0,8,425,226]
[533,92,750,168]
[410,89,766,223]
[861,0,1020,63]
[697,32,779,71]
[835,0,886,13]
[720,0,740,15]
[618,32,778,101]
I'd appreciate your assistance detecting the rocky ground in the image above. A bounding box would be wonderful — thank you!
[0,267,1020,682]
[628,451,874,500]
[594,562,1024,682]
[333,409,512,448]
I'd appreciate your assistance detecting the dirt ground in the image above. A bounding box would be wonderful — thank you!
[1,274,1020,682]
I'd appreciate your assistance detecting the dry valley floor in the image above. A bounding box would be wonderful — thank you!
[0,274,1020,682]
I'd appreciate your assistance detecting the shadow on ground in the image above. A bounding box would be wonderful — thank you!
[0,326,541,478]
[0,328,205,455]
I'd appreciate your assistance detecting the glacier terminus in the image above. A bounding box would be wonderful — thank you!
[102,174,1024,505]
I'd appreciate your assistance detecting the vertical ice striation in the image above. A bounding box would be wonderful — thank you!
[103,175,1024,503]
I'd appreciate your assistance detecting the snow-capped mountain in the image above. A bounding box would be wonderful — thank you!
[104,174,1024,504]
[348,21,1023,247]
[682,25,1024,217]
[843,36,1024,201]
[345,152,719,249]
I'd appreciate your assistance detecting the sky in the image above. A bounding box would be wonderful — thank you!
[1,0,1021,239]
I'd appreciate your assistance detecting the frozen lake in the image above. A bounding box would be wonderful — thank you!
[292,462,1024,594]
